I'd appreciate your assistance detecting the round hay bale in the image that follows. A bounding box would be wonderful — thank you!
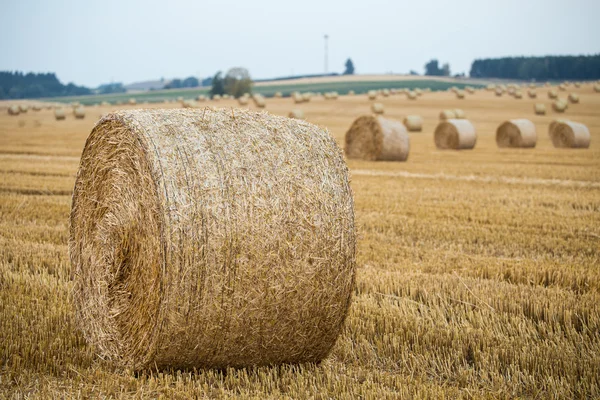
[73,106,85,119]
[528,89,537,98]
[594,84,600,93]
[344,115,410,161]
[292,92,304,103]
[222,94,230,99]
[439,110,457,120]
[54,108,66,120]
[371,103,384,114]
[495,88,503,96]
[19,104,29,113]
[552,99,568,112]
[407,91,417,100]
[382,89,390,97]
[534,103,546,115]
[496,119,537,148]
[302,93,312,102]
[403,115,423,132]
[348,90,355,96]
[415,88,423,96]
[70,108,355,370]
[367,90,377,100]
[456,90,465,99]
[238,96,249,106]
[197,95,207,102]
[454,109,466,119]
[274,92,282,98]
[8,105,20,116]
[548,89,558,99]
[568,93,579,104]
[129,98,137,105]
[434,119,477,150]
[101,101,111,106]
[32,104,42,111]
[513,91,523,99]
[182,100,197,108]
[558,84,566,91]
[549,120,591,148]
[288,109,304,119]
[574,82,581,88]
[252,94,266,108]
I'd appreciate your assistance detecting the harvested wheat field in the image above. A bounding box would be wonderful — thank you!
[1,83,599,398]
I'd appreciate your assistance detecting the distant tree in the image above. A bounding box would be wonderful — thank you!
[441,63,451,76]
[343,58,355,75]
[97,82,126,94]
[223,67,253,98]
[210,71,225,97]
[201,76,213,87]
[424,59,441,76]
[409,70,419,75]
[164,79,182,89]
[182,76,199,88]
[0,71,90,99]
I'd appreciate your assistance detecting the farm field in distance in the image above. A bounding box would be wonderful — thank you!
[0,82,599,398]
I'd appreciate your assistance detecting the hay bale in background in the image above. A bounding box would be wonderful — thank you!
[129,98,137,105]
[495,88,503,96]
[345,115,410,161]
[552,99,568,112]
[8,105,20,115]
[19,104,29,113]
[238,96,249,106]
[382,89,390,97]
[348,90,355,96]
[182,100,197,108]
[73,106,85,119]
[288,109,304,119]
[434,119,477,150]
[496,119,537,148]
[367,90,377,100]
[456,90,465,99]
[292,92,304,103]
[101,101,111,106]
[54,108,66,120]
[548,90,558,99]
[213,95,221,101]
[32,104,42,111]
[534,103,546,115]
[548,120,591,148]
[407,91,417,100]
[454,109,466,119]
[439,110,457,120]
[371,103,384,114]
[594,84,600,93]
[197,95,207,102]
[70,108,355,370]
[528,90,537,98]
[274,92,282,98]
[302,93,312,102]
[558,84,566,91]
[513,91,523,99]
[253,94,266,108]
[403,115,423,132]
[568,93,579,104]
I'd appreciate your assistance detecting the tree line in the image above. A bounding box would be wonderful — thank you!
[470,54,600,80]
[0,71,90,99]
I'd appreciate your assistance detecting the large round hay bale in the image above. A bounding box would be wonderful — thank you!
[434,119,477,150]
[73,106,86,119]
[274,92,282,98]
[367,90,377,100]
[32,104,42,111]
[552,99,568,112]
[548,89,558,99]
[371,103,384,114]
[101,101,111,106]
[403,115,423,132]
[197,95,207,102]
[70,108,355,370]
[568,93,579,104]
[548,120,591,148]
[496,119,537,148]
[454,109,466,119]
[558,84,566,91]
[344,115,410,161]
[439,110,456,120]
[54,108,66,120]
[288,109,304,119]
[8,105,20,115]
[534,103,546,115]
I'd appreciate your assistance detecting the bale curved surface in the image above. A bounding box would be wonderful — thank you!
[345,115,409,161]
[496,119,537,148]
[70,108,356,370]
[434,119,477,150]
[8,105,19,115]
[403,115,423,132]
[549,120,591,148]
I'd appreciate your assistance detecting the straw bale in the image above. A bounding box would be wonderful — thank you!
[434,119,477,150]
[439,110,456,120]
[534,103,546,115]
[8,105,19,115]
[371,103,384,114]
[453,109,466,119]
[552,99,568,112]
[70,108,356,370]
[568,93,579,104]
[548,120,591,148]
[403,115,423,132]
[54,108,66,120]
[496,119,537,148]
[73,106,85,119]
[344,115,409,161]
[288,109,304,119]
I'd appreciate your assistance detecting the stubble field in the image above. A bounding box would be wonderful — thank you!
[1,84,599,398]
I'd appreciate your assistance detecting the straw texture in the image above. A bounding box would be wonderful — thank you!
[548,120,591,148]
[496,119,537,148]
[434,119,477,150]
[345,115,410,161]
[70,108,356,370]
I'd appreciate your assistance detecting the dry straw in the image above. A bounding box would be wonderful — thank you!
[371,103,384,114]
[403,115,423,132]
[213,94,221,101]
[382,89,390,97]
[552,99,568,112]
[288,109,304,119]
[8,105,19,115]
[70,108,356,370]
[302,93,312,102]
[548,90,558,99]
[548,120,591,148]
[513,91,523,99]
[182,100,197,108]
[496,119,537,148]
[434,119,477,150]
[345,115,410,161]
[54,108,66,120]
[73,106,85,119]
[534,103,546,115]
[439,110,456,120]
[568,93,579,104]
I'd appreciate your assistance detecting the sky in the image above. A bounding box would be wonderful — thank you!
[1,0,599,88]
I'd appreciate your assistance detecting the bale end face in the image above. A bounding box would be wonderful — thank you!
[434,119,477,150]
[345,115,409,161]
[496,119,537,148]
[549,120,591,148]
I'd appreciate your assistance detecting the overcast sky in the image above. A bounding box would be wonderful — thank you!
[1,0,599,87]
